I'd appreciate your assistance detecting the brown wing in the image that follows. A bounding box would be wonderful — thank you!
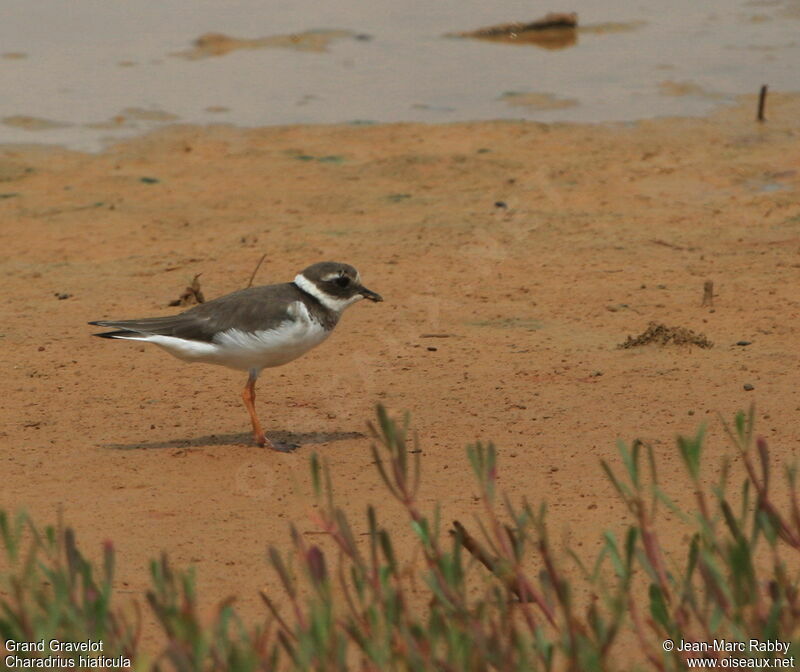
[89,283,305,343]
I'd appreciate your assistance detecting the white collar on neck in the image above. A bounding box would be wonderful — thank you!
[294,273,363,312]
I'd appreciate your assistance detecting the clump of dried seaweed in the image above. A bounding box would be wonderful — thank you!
[618,321,713,349]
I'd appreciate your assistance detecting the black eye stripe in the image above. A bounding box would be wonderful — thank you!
[335,276,350,288]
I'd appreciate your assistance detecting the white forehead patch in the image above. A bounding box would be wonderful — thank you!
[295,273,363,312]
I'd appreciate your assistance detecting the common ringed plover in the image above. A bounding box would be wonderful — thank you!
[89,261,382,451]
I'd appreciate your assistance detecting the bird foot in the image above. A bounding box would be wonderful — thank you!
[255,433,296,453]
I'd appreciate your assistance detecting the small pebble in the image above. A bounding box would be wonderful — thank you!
[736,340,752,346]
[38,346,45,352]
[427,346,437,352]
[494,201,507,209]
[743,383,755,391]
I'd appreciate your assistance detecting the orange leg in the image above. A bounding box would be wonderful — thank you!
[241,371,273,449]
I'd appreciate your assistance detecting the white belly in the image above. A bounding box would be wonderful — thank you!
[136,301,331,372]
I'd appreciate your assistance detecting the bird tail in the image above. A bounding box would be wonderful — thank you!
[88,317,182,339]
[89,328,143,340]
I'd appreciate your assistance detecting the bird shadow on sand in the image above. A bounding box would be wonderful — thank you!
[102,429,366,452]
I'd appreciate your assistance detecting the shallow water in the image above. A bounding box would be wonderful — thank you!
[1,0,797,150]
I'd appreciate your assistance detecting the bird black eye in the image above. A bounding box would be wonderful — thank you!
[335,276,350,288]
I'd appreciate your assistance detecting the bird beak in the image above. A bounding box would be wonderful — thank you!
[359,286,383,302]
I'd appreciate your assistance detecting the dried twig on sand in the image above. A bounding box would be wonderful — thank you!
[246,254,267,288]
[168,273,205,306]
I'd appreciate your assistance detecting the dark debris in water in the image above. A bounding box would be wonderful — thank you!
[458,12,577,37]
[618,322,713,349]
[454,12,578,50]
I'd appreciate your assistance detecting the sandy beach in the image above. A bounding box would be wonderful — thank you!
[1,92,799,656]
